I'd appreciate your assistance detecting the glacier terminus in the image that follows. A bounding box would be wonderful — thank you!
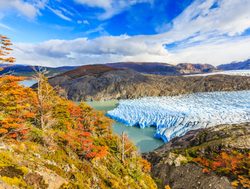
[107,91,250,142]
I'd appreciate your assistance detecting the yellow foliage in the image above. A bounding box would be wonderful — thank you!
[238,175,250,188]
[165,184,171,189]
[231,180,239,187]
[0,176,28,188]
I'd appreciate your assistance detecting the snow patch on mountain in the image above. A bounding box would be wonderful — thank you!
[185,70,250,77]
[107,91,250,142]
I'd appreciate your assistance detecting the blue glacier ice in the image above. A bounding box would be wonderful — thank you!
[107,91,250,142]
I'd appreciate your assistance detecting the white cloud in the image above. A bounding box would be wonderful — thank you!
[13,36,168,67]
[153,0,250,44]
[167,36,250,65]
[0,0,47,19]
[47,6,72,21]
[81,24,108,36]
[11,0,250,66]
[75,0,153,19]
[0,22,14,31]
[75,0,112,9]
[77,19,89,25]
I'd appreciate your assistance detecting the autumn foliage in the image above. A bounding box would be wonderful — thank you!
[63,102,110,159]
[192,150,250,188]
[0,75,157,188]
[0,35,15,64]
[0,74,113,160]
[0,35,157,188]
[0,76,37,140]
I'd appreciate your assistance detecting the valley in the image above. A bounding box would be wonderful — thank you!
[2,63,250,189]
[1,1,250,188]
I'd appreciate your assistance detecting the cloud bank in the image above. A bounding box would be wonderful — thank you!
[9,0,250,66]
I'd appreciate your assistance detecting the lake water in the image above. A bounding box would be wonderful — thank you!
[86,101,164,153]
[19,79,37,87]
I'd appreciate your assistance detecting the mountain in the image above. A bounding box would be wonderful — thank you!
[106,62,180,75]
[48,64,250,101]
[218,59,250,70]
[0,64,76,77]
[1,62,217,77]
[107,62,217,75]
[177,63,216,74]
[144,123,250,189]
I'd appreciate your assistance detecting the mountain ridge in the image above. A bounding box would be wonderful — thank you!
[48,64,250,101]
[218,59,250,70]
[2,60,250,78]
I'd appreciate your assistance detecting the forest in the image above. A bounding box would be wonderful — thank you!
[0,35,157,188]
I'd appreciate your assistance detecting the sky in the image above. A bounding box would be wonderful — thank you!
[0,0,250,67]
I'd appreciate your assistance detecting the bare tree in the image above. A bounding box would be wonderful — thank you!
[119,131,134,164]
[32,67,57,130]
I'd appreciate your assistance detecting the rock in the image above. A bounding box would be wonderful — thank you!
[36,167,68,189]
[0,143,12,151]
[0,180,14,189]
[24,172,48,189]
[144,123,250,189]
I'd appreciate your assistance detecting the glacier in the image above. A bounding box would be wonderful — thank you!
[185,69,250,77]
[107,91,250,142]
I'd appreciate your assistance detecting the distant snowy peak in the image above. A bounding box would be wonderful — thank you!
[218,59,250,70]
[107,91,250,142]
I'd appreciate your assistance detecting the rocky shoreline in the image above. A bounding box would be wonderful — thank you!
[144,123,250,189]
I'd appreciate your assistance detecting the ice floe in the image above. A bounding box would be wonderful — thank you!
[107,91,250,142]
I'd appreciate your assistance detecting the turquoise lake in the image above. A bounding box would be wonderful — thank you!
[86,101,164,153]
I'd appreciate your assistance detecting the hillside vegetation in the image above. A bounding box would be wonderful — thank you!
[0,75,156,188]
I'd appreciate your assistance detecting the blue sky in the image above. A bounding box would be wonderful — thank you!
[0,0,250,67]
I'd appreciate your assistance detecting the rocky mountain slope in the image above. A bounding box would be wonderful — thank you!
[218,59,250,70]
[107,62,216,75]
[48,64,250,101]
[177,63,216,74]
[144,123,250,189]
[1,62,217,77]
[0,64,76,77]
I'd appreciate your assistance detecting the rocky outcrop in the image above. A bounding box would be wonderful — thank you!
[177,63,216,74]
[107,62,217,75]
[144,123,250,189]
[48,64,250,101]
[107,62,181,75]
